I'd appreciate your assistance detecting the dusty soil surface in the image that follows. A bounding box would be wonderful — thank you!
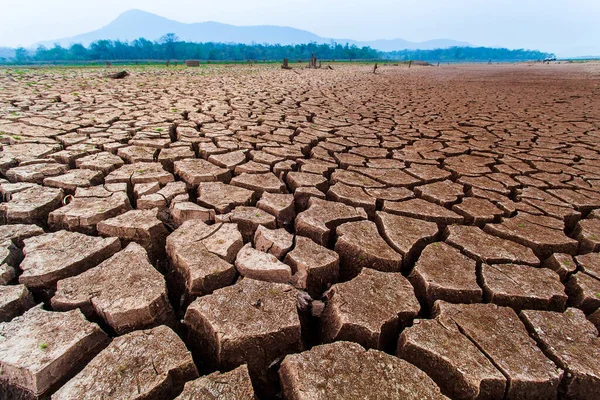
[1,61,600,399]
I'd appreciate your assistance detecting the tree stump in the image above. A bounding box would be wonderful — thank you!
[108,71,129,79]
[282,59,292,70]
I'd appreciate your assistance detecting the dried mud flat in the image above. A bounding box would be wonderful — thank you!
[0,62,600,399]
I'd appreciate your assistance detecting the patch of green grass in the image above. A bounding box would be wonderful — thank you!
[12,135,21,141]
[518,223,525,228]
[156,128,163,132]
[39,343,48,350]
[596,293,600,299]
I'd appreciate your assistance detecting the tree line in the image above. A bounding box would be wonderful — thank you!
[4,34,553,64]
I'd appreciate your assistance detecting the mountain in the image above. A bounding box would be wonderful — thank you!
[36,9,470,51]
[0,47,15,59]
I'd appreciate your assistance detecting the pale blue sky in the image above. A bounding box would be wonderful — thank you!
[1,0,598,56]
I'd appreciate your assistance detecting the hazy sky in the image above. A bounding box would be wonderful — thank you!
[1,0,599,56]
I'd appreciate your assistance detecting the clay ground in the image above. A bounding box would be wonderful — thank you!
[0,61,600,399]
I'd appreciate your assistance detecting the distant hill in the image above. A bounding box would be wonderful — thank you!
[36,9,470,51]
[0,47,15,59]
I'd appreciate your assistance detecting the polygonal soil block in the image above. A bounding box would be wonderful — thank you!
[335,220,402,280]
[322,269,419,350]
[408,242,482,308]
[52,243,175,334]
[19,231,121,291]
[284,236,339,298]
[279,341,448,400]
[295,198,366,246]
[398,318,506,400]
[175,364,255,400]
[52,325,198,400]
[235,243,292,283]
[184,278,302,394]
[0,284,35,322]
[481,263,567,312]
[0,306,108,398]
[433,301,563,399]
[0,184,63,225]
[521,308,600,400]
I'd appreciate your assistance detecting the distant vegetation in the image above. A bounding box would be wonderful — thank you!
[383,47,553,62]
[2,34,553,64]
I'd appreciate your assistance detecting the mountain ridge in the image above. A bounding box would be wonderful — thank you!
[36,9,471,51]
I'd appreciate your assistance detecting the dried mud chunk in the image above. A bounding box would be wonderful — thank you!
[0,224,44,248]
[105,162,174,185]
[293,186,326,211]
[175,364,255,400]
[383,198,464,225]
[322,269,419,350]
[43,169,103,194]
[573,218,600,253]
[521,308,600,400]
[97,208,168,260]
[565,272,600,314]
[254,225,293,259]
[295,198,366,246]
[433,302,563,400]
[335,220,402,279]
[184,279,301,394]
[452,197,504,225]
[215,206,276,241]
[48,190,131,234]
[405,164,452,183]
[137,181,188,210]
[327,182,376,216]
[542,253,577,281]
[575,252,600,280]
[174,158,231,187]
[167,220,243,264]
[445,225,539,266]
[482,264,567,312]
[409,242,482,308]
[19,230,120,290]
[197,182,255,213]
[351,167,420,187]
[52,243,175,334]
[330,169,385,188]
[117,145,157,163]
[256,192,295,226]
[170,201,214,226]
[235,243,292,283]
[0,184,63,225]
[286,171,328,192]
[484,213,578,259]
[158,146,195,171]
[398,319,506,400]
[75,151,124,175]
[0,306,108,398]
[415,180,464,206]
[589,308,600,331]
[0,264,16,285]
[375,211,438,268]
[364,186,414,202]
[231,172,286,195]
[279,341,448,400]
[6,163,68,184]
[208,150,247,170]
[284,236,339,298]
[0,284,35,322]
[53,325,198,400]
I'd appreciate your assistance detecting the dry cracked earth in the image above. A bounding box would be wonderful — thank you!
[0,62,600,400]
